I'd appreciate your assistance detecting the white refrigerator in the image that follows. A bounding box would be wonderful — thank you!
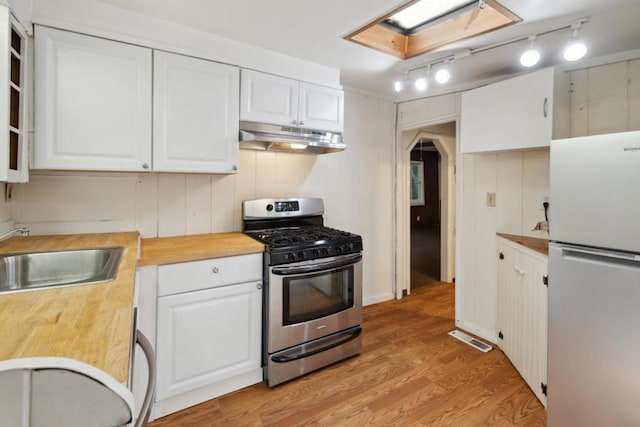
[548,130,640,426]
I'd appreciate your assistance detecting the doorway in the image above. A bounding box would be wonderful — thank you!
[395,121,457,298]
[410,141,441,289]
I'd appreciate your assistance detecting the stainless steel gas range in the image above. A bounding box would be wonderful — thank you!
[243,197,363,387]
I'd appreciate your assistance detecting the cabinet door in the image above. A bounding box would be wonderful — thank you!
[497,241,548,407]
[461,67,554,153]
[298,83,344,133]
[240,69,298,126]
[156,281,262,400]
[34,26,152,171]
[0,8,28,182]
[154,51,239,173]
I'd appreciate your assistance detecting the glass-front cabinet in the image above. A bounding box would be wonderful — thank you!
[0,6,28,182]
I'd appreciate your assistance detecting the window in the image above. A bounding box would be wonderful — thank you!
[410,161,425,206]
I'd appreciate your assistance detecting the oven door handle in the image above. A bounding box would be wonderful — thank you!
[271,327,362,363]
[272,254,362,276]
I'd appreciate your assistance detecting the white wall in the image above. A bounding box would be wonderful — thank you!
[457,149,549,341]
[11,90,396,305]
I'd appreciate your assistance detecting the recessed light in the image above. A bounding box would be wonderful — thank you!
[415,78,428,91]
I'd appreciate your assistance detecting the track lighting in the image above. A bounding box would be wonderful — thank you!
[435,67,450,84]
[520,36,540,67]
[563,22,587,61]
[392,18,589,94]
[414,77,428,92]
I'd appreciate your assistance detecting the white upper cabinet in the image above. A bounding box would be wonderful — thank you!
[461,67,569,153]
[153,51,239,173]
[240,70,297,126]
[34,26,152,171]
[298,82,344,132]
[0,6,28,182]
[240,69,344,133]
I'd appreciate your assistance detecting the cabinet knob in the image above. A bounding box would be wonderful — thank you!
[298,120,304,126]
[256,283,262,290]
[212,266,219,274]
[291,120,297,125]
[142,163,150,169]
[232,165,238,171]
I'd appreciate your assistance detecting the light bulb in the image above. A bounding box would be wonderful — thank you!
[435,68,450,84]
[563,40,587,61]
[394,80,404,92]
[414,77,427,91]
[520,48,540,67]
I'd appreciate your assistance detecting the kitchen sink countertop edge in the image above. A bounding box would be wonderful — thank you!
[138,232,264,266]
[0,232,139,383]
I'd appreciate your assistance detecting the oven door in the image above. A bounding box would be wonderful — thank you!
[267,253,362,353]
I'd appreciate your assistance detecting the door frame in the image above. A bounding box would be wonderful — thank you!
[395,117,460,299]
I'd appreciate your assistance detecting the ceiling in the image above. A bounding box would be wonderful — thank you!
[100,0,640,100]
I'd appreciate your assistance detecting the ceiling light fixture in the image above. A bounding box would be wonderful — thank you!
[392,18,588,94]
[520,35,540,67]
[435,67,451,84]
[414,77,428,92]
[563,22,587,62]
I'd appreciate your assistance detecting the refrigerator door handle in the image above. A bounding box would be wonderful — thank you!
[561,245,640,267]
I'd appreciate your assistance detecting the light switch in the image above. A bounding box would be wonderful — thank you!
[486,192,496,207]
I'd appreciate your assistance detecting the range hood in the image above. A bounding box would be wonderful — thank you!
[239,121,345,154]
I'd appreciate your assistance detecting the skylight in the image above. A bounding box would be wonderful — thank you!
[385,0,476,33]
[345,0,520,60]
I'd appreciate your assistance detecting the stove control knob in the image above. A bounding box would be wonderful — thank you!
[312,249,320,257]
[347,243,355,251]
[336,246,344,254]
[266,204,274,212]
[286,252,295,261]
[321,248,329,256]
[297,251,305,259]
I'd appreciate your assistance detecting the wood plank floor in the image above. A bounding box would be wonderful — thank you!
[149,283,546,426]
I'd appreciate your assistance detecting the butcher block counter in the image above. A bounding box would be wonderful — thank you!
[497,233,549,256]
[0,231,263,384]
[138,232,264,266]
[0,232,139,383]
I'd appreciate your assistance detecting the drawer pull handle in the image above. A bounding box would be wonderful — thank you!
[212,266,219,274]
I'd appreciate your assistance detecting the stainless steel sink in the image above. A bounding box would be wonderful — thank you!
[0,247,123,294]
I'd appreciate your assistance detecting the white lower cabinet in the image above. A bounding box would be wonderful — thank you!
[497,237,548,406]
[153,253,263,418]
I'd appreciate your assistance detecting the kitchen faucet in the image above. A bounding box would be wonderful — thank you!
[0,227,30,241]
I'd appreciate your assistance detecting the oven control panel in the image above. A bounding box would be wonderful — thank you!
[269,201,299,212]
[269,241,363,265]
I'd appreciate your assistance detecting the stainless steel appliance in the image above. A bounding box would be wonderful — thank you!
[239,121,345,154]
[243,197,362,387]
[548,130,640,426]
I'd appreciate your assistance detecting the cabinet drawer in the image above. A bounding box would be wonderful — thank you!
[158,253,262,296]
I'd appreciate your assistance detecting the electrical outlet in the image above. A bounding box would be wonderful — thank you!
[486,192,496,207]
[417,215,420,221]
[540,194,549,209]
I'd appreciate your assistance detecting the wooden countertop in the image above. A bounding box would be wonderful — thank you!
[138,232,264,266]
[497,233,549,256]
[0,232,139,383]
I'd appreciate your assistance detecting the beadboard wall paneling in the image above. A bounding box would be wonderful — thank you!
[14,173,138,235]
[458,149,549,341]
